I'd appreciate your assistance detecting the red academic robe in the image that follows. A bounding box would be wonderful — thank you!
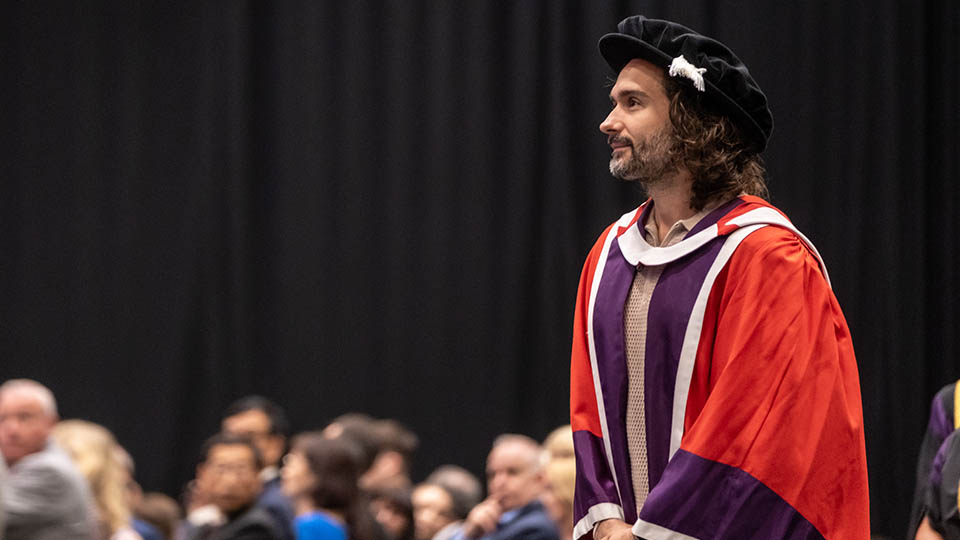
[570,196,869,540]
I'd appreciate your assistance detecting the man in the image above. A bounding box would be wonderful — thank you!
[455,435,558,540]
[412,482,461,540]
[418,465,483,540]
[183,432,282,540]
[324,413,419,492]
[222,396,296,540]
[364,419,419,491]
[0,379,97,540]
[910,380,960,539]
[569,16,869,540]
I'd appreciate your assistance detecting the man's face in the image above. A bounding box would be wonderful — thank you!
[0,390,55,465]
[222,409,284,469]
[196,443,263,513]
[486,442,544,512]
[412,484,456,540]
[599,58,680,184]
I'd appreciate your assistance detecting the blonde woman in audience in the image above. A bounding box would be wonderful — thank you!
[542,426,574,462]
[541,426,575,540]
[52,419,143,540]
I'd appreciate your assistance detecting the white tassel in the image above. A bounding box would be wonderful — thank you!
[668,55,707,92]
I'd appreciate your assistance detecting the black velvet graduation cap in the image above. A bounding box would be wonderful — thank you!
[599,16,774,153]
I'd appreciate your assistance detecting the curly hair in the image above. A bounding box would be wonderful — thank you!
[663,78,769,211]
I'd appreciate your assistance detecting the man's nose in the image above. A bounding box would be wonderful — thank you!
[599,107,621,135]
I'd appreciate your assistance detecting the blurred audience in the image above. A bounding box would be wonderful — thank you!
[222,395,296,540]
[369,487,414,540]
[181,433,282,540]
[538,426,574,540]
[412,483,459,540]
[424,466,482,518]
[0,382,600,540]
[52,420,144,540]
[0,378,98,540]
[134,492,181,540]
[324,414,418,492]
[114,445,164,540]
[281,432,377,540]
[456,434,558,540]
[540,426,573,463]
[364,420,419,491]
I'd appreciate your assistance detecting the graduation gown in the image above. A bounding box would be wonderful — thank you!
[569,196,869,540]
[909,381,959,539]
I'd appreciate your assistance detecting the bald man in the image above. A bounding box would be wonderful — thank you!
[456,435,559,540]
[0,379,96,540]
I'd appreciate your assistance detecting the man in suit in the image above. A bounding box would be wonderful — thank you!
[0,378,97,540]
[456,435,559,540]
[221,396,295,540]
[184,432,282,540]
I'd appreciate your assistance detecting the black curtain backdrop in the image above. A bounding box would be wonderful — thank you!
[1,1,957,536]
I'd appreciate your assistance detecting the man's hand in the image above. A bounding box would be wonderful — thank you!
[593,519,635,540]
[462,497,504,539]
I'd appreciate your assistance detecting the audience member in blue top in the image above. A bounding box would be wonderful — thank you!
[282,432,378,540]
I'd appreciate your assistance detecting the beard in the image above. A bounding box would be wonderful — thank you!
[608,127,682,186]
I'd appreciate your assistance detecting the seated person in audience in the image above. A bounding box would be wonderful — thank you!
[52,420,144,540]
[0,378,97,540]
[134,492,181,540]
[912,380,960,539]
[424,465,482,519]
[455,435,559,540]
[182,433,282,540]
[363,420,419,491]
[222,396,296,540]
[369,487,414,540]
[412,482,464,540]
[541,426,574,463]
[324,414,381,475]
[918,429,960,540]
[281,431,377,540]
[113,445,162,540]
[324,414,418,492]
[539,441,574,540]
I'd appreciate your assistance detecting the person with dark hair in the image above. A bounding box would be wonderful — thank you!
[569,15,869,540]
[363,419,419,491]
[323,413,381,475]
[369,488,414,540]
[281,432,377,540]
[182,433,281,540]
[423,466,482,522]
[222,396,296,540]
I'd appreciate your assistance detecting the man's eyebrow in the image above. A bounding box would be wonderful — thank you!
[609,88,649,102]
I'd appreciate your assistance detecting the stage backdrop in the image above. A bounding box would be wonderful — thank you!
[1,1,957,536]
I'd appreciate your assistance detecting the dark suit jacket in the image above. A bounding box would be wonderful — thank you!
[480,501,559,540]
[257,476,296,540]
[186,506,283,540]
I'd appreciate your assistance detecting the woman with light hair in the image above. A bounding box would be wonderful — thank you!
[52,419,143,540]
[541,426,575,540]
